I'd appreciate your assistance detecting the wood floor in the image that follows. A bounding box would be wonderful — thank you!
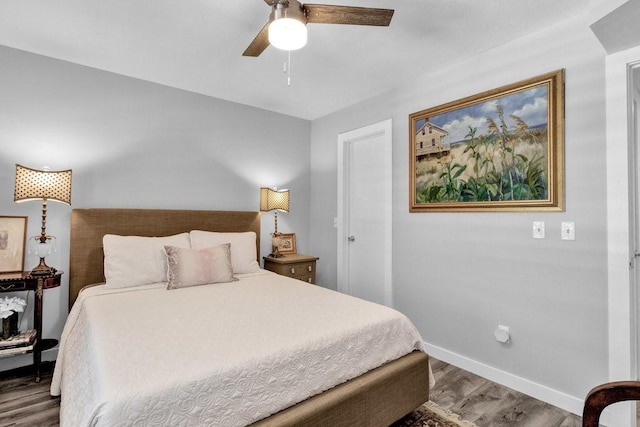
[429,357,583,426]
[0,362,58,427]
[0,358,594,427]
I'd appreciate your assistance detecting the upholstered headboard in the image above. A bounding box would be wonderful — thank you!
[69,208,261,308]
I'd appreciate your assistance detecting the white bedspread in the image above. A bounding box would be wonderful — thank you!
[51,270,425,426]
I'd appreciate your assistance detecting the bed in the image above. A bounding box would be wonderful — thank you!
[51,208,431,426]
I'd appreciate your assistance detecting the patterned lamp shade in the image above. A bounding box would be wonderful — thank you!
[259,187,289,212]
[14,164,72,205]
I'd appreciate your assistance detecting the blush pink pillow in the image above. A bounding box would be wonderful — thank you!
[164,244,237,290]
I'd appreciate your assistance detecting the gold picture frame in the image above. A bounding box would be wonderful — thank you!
[276,233,297,255]
[409,69,564,212]
[0,216,27,273]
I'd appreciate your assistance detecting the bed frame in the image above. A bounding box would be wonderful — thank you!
[68,208,430,426]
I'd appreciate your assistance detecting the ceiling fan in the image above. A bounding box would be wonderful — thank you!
[243,0,394,57]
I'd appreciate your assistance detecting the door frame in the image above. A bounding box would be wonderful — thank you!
[606,45,640,427]
[337,119,393,306]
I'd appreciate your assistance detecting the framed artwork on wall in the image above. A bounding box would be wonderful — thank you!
[0,216,27,273]
[276,233,297,255]
[409,69,565,212]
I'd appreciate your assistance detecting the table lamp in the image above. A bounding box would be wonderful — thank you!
[14,164,72,275]
[260,187,289,257]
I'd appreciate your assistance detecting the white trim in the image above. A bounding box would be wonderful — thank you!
[337,119,393,305]
[606,45,640,427]
[423,341,611,424]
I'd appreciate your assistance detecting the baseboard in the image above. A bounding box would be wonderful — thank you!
[423,341,612,425]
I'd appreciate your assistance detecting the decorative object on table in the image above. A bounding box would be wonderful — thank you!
[1,311,18,340]
[276,232,297,255]
[14,164,72,275]
[409,69,564,212]
[259,187,290,258]
[0,328,36,349]
[270,233,283,258]
[0,216,27,273]
[0,296,26,339]
[0,328,36,357]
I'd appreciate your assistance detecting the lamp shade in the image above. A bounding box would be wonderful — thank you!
[260,187,290,212]
[14,164,72,205]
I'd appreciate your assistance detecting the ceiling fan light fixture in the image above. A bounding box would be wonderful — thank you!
[243,1,394,57]
[268,2,307,51]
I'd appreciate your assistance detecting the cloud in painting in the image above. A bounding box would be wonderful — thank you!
[442,115,486,143]
[511,97,547,127]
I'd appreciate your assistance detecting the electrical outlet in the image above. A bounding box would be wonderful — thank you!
[532,221,545,239]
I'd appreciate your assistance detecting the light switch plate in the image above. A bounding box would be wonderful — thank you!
[533,221,545,239]
[561,222,575,240]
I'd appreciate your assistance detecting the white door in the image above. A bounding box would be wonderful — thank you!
[337,119,392,306]
[606,47,640,427]
[628,63,640,427]
[633,66,640,382]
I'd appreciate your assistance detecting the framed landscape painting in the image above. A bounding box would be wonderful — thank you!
[409,69,564,212]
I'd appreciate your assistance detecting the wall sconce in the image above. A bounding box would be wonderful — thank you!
[14,164,72,275]
[260,187,290,257]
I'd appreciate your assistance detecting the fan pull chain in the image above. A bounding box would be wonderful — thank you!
[283,51,292,86]
[288,50,291,86]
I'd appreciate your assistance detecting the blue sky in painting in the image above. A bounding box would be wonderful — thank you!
[416,85,548,143]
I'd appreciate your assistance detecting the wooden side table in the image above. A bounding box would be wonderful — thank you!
[0,270,62,382]
[263,254,319,284]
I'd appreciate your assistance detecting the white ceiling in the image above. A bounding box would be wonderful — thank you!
[0,0,585,120]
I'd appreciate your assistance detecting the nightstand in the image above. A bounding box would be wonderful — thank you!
[0,270,62,382]
[263,254,319,284]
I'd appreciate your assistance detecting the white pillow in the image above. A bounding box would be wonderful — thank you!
[103,233,191,289]
[189,230,260,274]
[165,244,237,289]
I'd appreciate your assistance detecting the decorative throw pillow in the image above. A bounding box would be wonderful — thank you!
[103,233,191,289]
[165,244,237,290]
[189,231,260,274]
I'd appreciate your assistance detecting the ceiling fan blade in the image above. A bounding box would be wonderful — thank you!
[242,21,271,57]
[304,4,394,26]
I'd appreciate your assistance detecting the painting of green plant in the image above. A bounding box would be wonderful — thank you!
[413,85,550,206]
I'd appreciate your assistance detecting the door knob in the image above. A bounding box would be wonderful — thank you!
[348,236,355,242]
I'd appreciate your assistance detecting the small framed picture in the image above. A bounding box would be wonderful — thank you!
[277,233,297,255]
[0,216,27,273]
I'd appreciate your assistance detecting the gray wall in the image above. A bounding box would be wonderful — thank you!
[309,13,608,408]
[0,6,612,413]
[0,45,311,371]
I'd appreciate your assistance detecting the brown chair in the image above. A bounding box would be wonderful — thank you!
[583,381,640,426]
